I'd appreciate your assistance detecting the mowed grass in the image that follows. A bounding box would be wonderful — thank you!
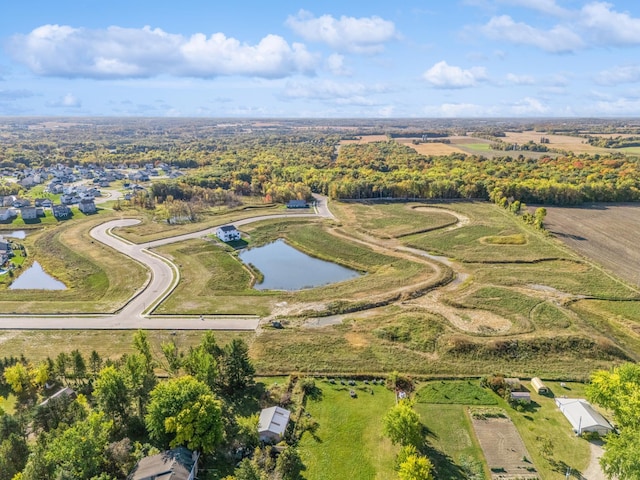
[0,212,148,313]
[416,380,498,405]
[330,201,457,238]
[414,404,488,480]
[154,238,275,316]
[0,329,251,363]
[298,381,398,480]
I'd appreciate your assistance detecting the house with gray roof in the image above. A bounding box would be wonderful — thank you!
[128,447,199,480]
[258,406,291,443]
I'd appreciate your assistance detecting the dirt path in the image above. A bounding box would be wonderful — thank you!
[581,442,606,480]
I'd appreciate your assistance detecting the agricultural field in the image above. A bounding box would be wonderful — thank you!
[544,203,640,289]
[502,131,609,154]
[395,137,467,155]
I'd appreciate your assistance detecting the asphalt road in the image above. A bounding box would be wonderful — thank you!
[0,196,334,330]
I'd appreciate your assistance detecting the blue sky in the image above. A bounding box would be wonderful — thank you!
[1,0,640,117]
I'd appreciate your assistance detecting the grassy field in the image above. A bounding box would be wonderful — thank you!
[415,380,498,405]
[330,201,458,238]
[0,329,250,363]
[298,381,398,480]
[0,211,148,313]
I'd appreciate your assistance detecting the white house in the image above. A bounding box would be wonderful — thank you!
[20,207,38,220]
[555,398,613,436]
[129,447,199,480]
[216,225,241,242]
[258,406,291,443]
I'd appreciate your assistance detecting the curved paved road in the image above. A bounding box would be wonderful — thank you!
[0,195,334,330]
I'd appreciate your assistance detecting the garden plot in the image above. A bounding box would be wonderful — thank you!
[471,414,538,479]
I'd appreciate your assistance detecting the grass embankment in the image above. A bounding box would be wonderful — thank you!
[0,212,147,313]
[298,381,398,480]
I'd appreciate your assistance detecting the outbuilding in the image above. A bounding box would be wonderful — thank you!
[257,406,291,443]
[531,377,549,394]
[555,398,613,436]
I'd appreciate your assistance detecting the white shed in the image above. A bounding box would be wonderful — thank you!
[258,406,291,443]
[555,398,613,436]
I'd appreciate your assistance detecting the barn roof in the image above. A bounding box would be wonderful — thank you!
[555,398,613,434]
[258,406,291,437]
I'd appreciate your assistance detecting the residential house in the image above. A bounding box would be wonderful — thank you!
[39,387,76,407]
[34,198,53,208]
[78,199,97,214]
[128,447,199,480]
[216,225,241,242]
[52,205,72,219]
[0,208,14,221]
[20,206,38,220]
[555,398,613,436]
[258,406,291,443]
[286,199,308,208]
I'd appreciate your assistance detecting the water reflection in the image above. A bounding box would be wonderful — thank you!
[238,239,360,291]
[9,261,67,290]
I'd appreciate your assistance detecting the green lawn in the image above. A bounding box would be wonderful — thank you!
[414,404,488,480]
[298,381,398,480]
[415,380,498,405]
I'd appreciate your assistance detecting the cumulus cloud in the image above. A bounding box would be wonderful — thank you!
[424,102,493,117]
[595,65,640,85]
[282,79,390,105]
[325,54,351,76]
[47,93,82,108]
[581,2,640,45]
[510,96,549,115]
[285,10,396,53]
[481,15,584,53]
[7,24,318,79]
[423,61,487,88]
[507,73,535,85]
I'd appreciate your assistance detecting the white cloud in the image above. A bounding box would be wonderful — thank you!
[510,96,549,115]
[507,73,535,85]
[580,2,640,46]
[595,65,640,85]
[424,103,492,117]
[499,0,569,17]
[423,61,487,89]
[8,25,318,79]
[47,93,81,108]
[283,79,390,105]
[285,10,396,53]
[325,54,351,76]
[481,15,584,53]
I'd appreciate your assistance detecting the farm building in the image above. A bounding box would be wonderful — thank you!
[510,391,531,403]
[258,406,291,443]
[216,225,241,242]
[531,377,549,394]
[555,398,613,436]
[128,447,199,480]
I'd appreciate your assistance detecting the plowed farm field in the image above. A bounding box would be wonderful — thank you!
[544,203,640,288]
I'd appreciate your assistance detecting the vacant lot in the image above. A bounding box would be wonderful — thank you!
[472,415,538,479]
[544,203,640,289]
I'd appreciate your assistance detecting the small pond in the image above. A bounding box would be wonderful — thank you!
[0,230,26,239]
[9,261,67,290]
[238,239,361,291]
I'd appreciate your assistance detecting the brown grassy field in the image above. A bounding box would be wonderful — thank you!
[503,131,609,154]
[397,138,467,155]
[544,203,640,289]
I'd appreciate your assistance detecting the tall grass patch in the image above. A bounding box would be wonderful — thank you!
[416,380,497,405]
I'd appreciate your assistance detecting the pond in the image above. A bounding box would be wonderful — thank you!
[0,230,26,239]
[238,239,361,291]
[9,261,67,290]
